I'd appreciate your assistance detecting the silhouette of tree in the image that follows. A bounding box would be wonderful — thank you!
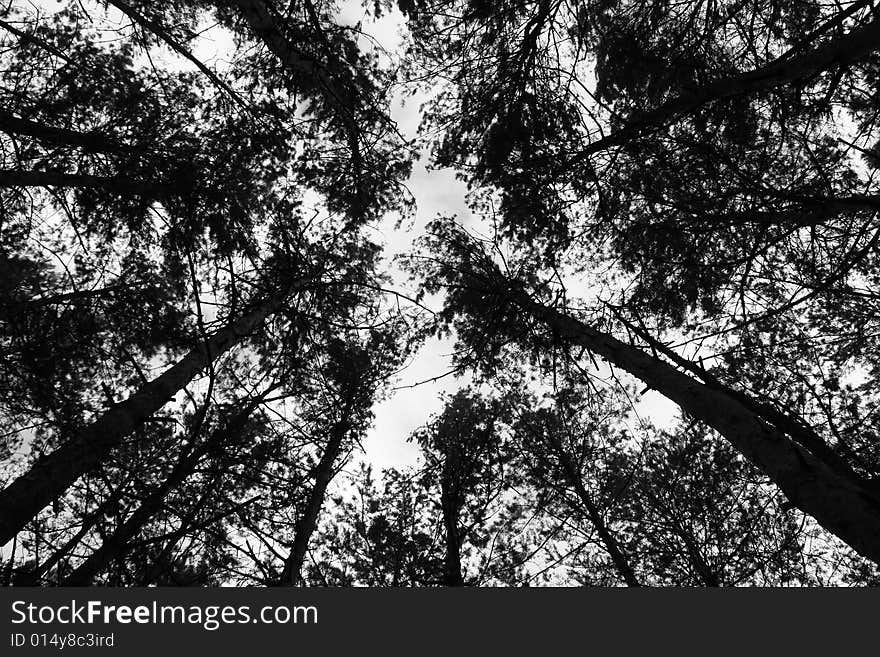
[4,0,880,587]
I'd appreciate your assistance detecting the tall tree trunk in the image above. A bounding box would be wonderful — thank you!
[509,289,880,565]
[0,169,158,195]
[227,0,348,107]
[439,445,465,587]
[572,13,880,161]
[228,0,367,216]
[0,111,126,153]
[542,430,641,586]
[612,312,869,486]
[60,400,262,585]
[0,298,281,546]
[279,417,350,586]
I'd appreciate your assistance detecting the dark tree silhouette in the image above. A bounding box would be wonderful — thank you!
[4,0,880,587]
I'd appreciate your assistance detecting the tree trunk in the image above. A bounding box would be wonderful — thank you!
[440,445,465,587]
[0,18,74,65]
[279,417,349,586]
[228,0,343,100]
[0,169,158,195]
[0,298,281,546]
[0,111,125,153]
[543,429,641,586]
[61,400,261,585]
[612,312,869,487]
[574,13,880,160]
[510,289,880,565]
[672,520,720,587]
[227,0,365,214]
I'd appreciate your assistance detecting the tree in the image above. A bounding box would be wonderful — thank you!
[304,465,446,586]
[5,0,880,587]
[412,390,514,585]
[412,220,880,565]
[0,0,411,584]
[405,0,880,575]
[511,386,643,586]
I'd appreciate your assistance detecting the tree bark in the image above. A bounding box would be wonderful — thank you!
[0,297,282,547]
[510,288,880,565]
[439,444,465,586]
[611,312,870,488]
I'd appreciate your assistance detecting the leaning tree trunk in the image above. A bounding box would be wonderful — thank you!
[0,297,282,546]
[573,11,880,160]
[279,416,350,586]
[228,0,348,106]
[60,399,262,586]
[543,430,641,587]
[509,288,880,566]
[0,111,125,153]
[228,0,367,214]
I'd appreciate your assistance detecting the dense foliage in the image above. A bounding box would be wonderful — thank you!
[2,0,880,586]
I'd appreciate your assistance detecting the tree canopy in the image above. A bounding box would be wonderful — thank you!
[2,0,880,586]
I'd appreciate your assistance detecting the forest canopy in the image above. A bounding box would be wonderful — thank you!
[1,0,880,586]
